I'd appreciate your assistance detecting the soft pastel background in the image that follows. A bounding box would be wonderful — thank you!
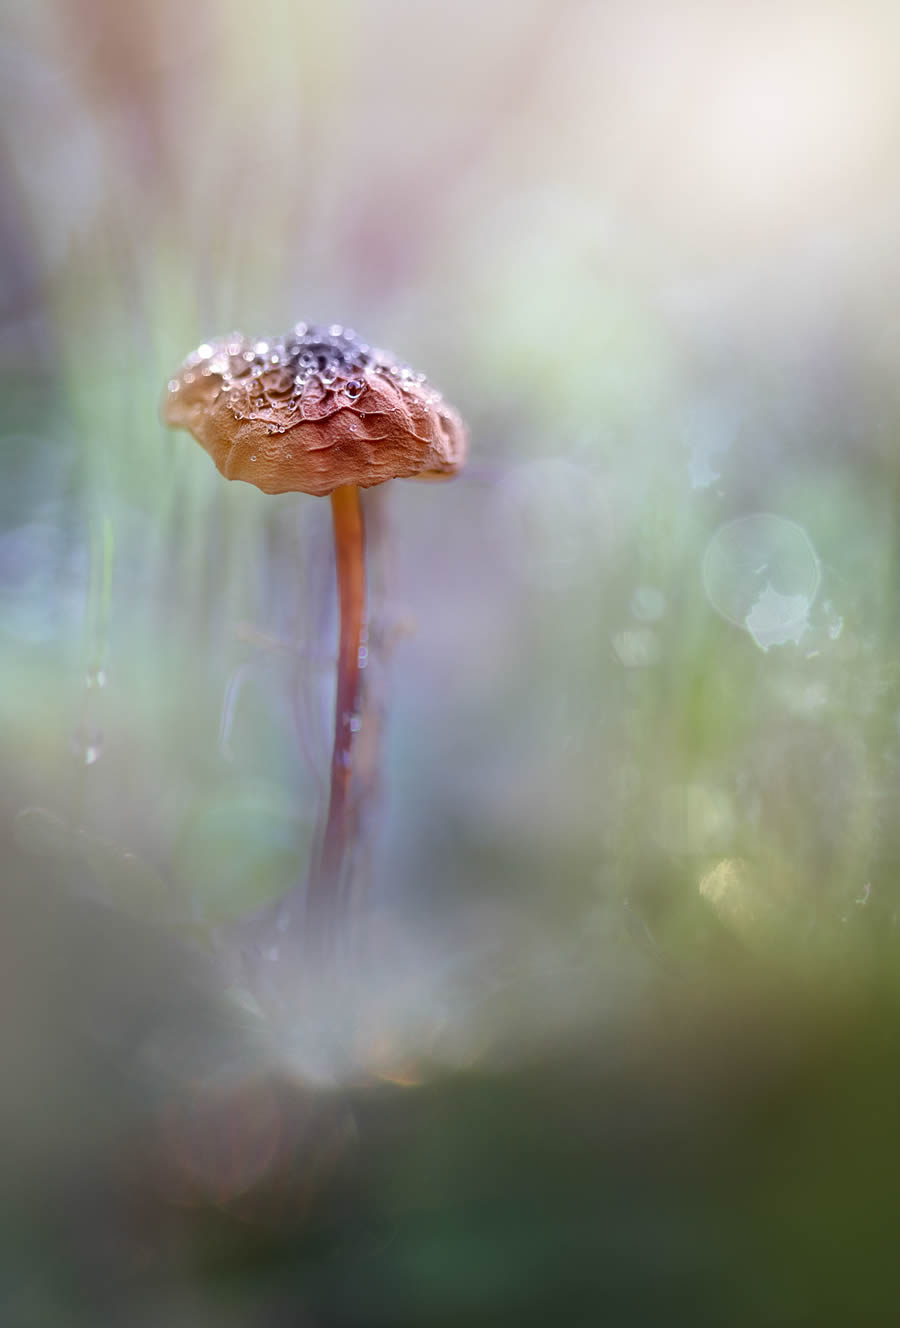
[4,1,900,1323]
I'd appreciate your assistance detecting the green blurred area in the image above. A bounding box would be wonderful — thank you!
[3,0,900,1322]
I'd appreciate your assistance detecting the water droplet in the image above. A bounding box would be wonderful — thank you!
[329,323,344,338]
[703,515,820,636]
[197,343,213,359]
[167,379,179,393]
[253,340,270,355]
[349,714,362,733]
[250,454,257,462]
[613,628,659,668]
[745,585,811,651]
[73,726,103,765]
[358,645,368,667]
[285,451,293,459]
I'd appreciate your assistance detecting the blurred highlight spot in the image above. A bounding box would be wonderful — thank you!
[699,858,775,943]
[745,585,812,652]
[703,514,820,649]
[367,1039,425,1089]
[613,627,659,669]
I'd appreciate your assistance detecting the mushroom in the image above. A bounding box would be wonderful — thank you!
[163,323,467,934]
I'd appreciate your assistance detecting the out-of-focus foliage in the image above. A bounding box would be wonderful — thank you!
[3,0,900,1323]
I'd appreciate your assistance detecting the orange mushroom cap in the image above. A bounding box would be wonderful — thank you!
[163,324,467,497]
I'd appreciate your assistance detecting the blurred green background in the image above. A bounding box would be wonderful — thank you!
[4,0,900,1323]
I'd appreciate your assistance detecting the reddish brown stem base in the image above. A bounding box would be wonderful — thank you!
[306,484,366,937]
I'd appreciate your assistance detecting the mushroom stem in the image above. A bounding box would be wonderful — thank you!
[308,483,366,931]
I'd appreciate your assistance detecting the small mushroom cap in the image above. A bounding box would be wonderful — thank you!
[163,325,467,497]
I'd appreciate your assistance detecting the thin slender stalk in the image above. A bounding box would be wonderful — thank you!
[307,484,366,934]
